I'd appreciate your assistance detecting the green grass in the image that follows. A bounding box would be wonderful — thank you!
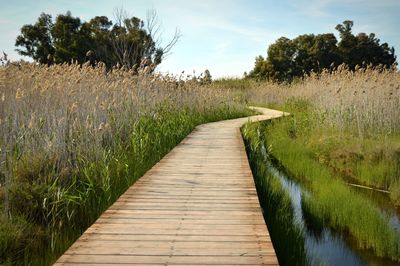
[271,98,400,197]
[242,121,306,266]
[257,99,400,261]
[1,104,251,265]
[307,128,400,191]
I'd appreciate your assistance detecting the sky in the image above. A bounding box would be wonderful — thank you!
[1,0,399,78]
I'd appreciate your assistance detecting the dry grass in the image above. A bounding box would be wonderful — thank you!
[0,62,234,158]
[245,65,400,194]
[0,62,247,264]
[240,66,400,262]
[1,60,399,263]
[0,62,239,187]
[247,64,400,135]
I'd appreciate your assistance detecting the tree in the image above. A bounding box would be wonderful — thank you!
[248,20,397,82]
[85,16,114,66]
[335,20,358,68]
[202,69,212,84]
[335,20,396,69]
[51,11,89,64]
[144,9,181,65]
[15,13,54,64]
[110,10,154,69]
[15,9,180,70]
[292,34,316,75]
[311,33,340,69]
[267,37,296,81]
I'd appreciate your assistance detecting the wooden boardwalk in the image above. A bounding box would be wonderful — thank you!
[55,107,286,265]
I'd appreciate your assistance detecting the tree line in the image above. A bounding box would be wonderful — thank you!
[247,20,397,82]
[15,9,180,71]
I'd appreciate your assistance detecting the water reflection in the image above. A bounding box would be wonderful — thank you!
[349,185,400,233]
[260,144,399,265]
[266,159,367,265]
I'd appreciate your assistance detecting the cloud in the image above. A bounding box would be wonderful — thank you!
[0,18,12,26]
[214,41,231,53]
[209,19,279,44]
[156,3,280,44]
[286,0,334,17]
[289,0,400,18]
[346,0,400,7]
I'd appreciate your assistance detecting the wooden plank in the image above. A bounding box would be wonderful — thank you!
[100,213,263,221]
[64,249,276,257]
[95,218,265,225]
[78,233,272,243]
[84,228,270,237]
[102,209,265,216]
[55,254,278,265]
[105,205,263,211]
[115,196,261,202]
[55,107,285,265]
[66,240,274,250]
[65,241,276,256]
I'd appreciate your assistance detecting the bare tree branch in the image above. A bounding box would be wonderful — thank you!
[110,7,181,70]
[161,27,181,58]
[145,8,181,60]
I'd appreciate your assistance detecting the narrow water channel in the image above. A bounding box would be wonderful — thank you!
[260,144,399,266]
[349,185,400,233]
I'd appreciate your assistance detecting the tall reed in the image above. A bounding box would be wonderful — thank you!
[245,64,400,136]
[0,62,249,264]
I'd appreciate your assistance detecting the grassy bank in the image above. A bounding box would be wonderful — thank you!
[227,65,400,203]
[0,63,251,264]
[242,121,306,266]
[257,100,400,261]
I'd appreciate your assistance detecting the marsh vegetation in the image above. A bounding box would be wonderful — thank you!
[1,59,399,265]
[243,65,400,265]
[0,62,250,264]
[1,10,400,263]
